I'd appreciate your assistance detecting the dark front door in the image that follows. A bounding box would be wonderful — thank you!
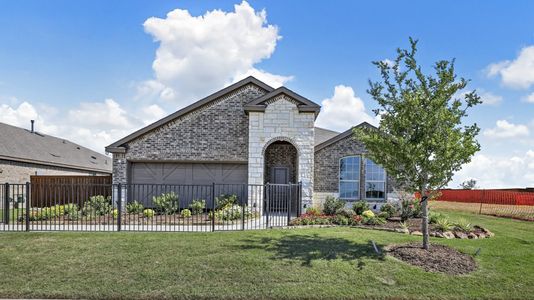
[271,167,289,184]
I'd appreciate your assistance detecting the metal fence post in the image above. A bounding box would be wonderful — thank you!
[287,183,292,226]
[4,183,9,225]
[117,183,122,232]
[25,182,30,231]
[299,181,303,216]
[241,184,245,231]
[265,183,270,228]
[211,183,215,232]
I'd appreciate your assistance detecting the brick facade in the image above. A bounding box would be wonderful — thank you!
[264,141,298,183]
[112,84,268,184]
[0,159,107,184]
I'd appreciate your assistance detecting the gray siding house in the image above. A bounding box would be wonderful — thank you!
[106,76,391,209]
[0,122,111,184]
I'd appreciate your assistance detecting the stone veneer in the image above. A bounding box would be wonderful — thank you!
[248,95,315,209]
[112,84,268,184]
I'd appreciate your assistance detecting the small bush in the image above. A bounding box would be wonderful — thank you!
[322,196,345,215]
[143,209,155,218]
[210,205,257,221]
[83,195,112,216]
[434,217,453,232]
[112,209,119,218]
[350,215,363,225]
[362,210,375,219]
[429,211,445,224]
[352,200,370,215]
[290,214,332,226]
[181,209,192,218]
[189,199,206,215]
[152,192,179,215]
[126,201,144,214]
[377,211,389,219]
[332,215,349,225]
[215,194,238,210]
[454,218,472,232]
[305,207,321,216]
[379,203,397,218]
[363,216,386,225]
[400,199,422,221]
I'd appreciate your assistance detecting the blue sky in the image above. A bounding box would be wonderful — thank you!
[0,1,533,188]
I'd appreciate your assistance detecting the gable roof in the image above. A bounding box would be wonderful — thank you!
[0,122,111,173]
[314,127,339,146]
[106,76,275,152]
[314,122,376,152]
[243,86,321,115]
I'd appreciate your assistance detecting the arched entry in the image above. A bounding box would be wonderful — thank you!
[263,140,298,184]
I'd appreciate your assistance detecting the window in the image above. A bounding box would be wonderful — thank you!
[339,156,360,200]
[365,158,386,200]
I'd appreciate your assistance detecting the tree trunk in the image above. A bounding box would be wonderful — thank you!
[421,184,429,250]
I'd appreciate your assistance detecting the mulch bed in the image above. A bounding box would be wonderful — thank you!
[386,242,477,275]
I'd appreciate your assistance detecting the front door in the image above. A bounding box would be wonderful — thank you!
[271,167,289,184]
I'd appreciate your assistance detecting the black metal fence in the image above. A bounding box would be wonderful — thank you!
[0,182,302,232]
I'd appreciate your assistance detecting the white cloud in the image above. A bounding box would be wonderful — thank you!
[450,150,534,188]
[141,1,291,105]
[315,85,377,131]
[478,90,502,106]
[0,99,160,154]
[483,120,529,139]
[486,45,534,89]
[522,92,534,104]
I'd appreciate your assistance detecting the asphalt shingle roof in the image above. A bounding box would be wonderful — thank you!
[0,122,111,173]
[314,127,340,146]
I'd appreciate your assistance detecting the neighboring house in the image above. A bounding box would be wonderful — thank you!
[0,122,112,184]
[106,76,392,209]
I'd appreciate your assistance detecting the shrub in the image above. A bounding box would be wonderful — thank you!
[352,200,370,215]
[332,215,349,225]
[181,209,192,218]
[143,209,155,218]
[339,209,355,219]
[112,209,119,218]
[66,209,80,221]
[377,211,389,219]
[380,203,397,218]
[322,196,345,215]
[215,194,238,210]
[434,217,453,232]
[210,205,257,221]
[399,221,409,231]
[350,215,363,225]
[126,201,144,214]
[400,198,422,221]
[152,192,179,215]
[189,199,206,215]
[290,214,332,226]
[363,216,386,225]
[305,207,321,216]
[362,210,375,219]
[454,218,472,232]
[83,195,112,216]
[429,211,445,224]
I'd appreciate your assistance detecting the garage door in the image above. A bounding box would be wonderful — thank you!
[129,162,248,207]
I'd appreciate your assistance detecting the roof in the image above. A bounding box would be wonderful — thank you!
[243,86,321,115]
[106,76,275,152]
[314,122,376,152]
[0,122,111,173]
[314,127,339,146]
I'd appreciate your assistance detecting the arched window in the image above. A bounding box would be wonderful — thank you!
[339,156,360,200]
[365,158,386,200]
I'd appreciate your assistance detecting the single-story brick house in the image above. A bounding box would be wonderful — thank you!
[0,122,112,184]
[106,76,392,209]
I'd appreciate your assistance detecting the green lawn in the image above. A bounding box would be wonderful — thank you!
[0,211,533,299]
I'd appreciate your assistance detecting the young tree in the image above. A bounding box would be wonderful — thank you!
[459,179,478,190]
[355,38,481,250]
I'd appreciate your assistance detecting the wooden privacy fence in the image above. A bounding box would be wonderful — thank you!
[30,176,112,208]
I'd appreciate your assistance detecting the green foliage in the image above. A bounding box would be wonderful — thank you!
[363,216,387,225]
[112,209,119,218]
[352,201,370,215]
[399,221,409,231]
[332,215,350,226]
[210,205,257,221]
[322,196,345,216]
[379,203,397,218]
[434,217,453,232]
[377,211,389,219]
[189,199,206,215]
[362,210,375,219]
[152,192,180,215]
[454,218,472,232]
[429,211,445,224]
[459,179,478,190]
[126,201,144,214]
[400,199,422,221]
[181,209,192,218]
[215,194,238,210]
[290,215,332,226]
[143,209,155,218]
[83,195,112,216]
[305,207,321,216]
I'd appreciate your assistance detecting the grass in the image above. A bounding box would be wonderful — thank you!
[0,210,533,299]
[430,200,534,221]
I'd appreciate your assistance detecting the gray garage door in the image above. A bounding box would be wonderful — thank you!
[129,162,248,207]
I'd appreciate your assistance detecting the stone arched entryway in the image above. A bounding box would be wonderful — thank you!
[263,141,298,184]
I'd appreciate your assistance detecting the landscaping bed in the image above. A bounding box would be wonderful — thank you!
[385,242,477,275]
